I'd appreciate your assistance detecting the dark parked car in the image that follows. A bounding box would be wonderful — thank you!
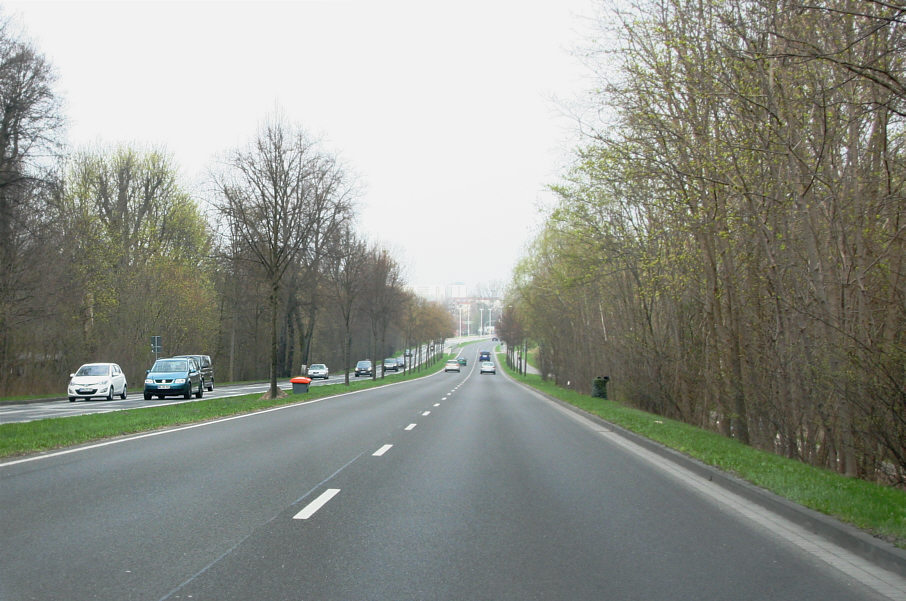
[144,357,203,400]
[355,360,373,377]
[173,354,214,391]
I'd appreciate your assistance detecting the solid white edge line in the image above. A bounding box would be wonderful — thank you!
[373,444,393,456]
[293,488,340,520]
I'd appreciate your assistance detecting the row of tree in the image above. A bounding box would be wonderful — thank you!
[0,14,454,396]
[505,0,906,485]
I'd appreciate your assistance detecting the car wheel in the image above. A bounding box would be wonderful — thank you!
[120,384,127,399]
[183,386,192,399]
[195,381,203,398]
[144,393,151,400]
[107,387,114,401]
[69,396,75,402]
[207,378,214,392]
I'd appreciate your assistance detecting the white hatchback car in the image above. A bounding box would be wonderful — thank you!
[308,363,329,379]
[68,362,128,402]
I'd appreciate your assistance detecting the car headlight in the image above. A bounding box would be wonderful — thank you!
[144,378,154,384]
[174,378,186,384]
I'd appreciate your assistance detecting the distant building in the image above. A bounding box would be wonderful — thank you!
[447,282,468,299]
[410,284,445,302]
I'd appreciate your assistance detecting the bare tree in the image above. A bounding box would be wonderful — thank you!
[325,225,369,385]
[0,13,62,392]
[213,114,324,399]
[362,245,405,379]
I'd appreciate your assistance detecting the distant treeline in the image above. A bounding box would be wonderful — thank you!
[0,12,454,394]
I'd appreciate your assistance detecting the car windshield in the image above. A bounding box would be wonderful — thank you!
[75,365,108,377]
[310,364,325,370]
[152,359,188,372]
[357,361,370,367]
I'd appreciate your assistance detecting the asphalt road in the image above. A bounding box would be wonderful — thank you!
[1,345,902,600]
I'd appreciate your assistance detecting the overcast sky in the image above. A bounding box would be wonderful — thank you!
[7,0,597,293]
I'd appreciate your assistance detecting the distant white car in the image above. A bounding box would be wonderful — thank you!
[444,359,461,373]
[308,364,329,379]
[480,361,496,375]
[68,362,128,402]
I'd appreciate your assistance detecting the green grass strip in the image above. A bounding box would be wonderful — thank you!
[497,353,906,548]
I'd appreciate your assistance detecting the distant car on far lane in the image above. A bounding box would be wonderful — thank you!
[444,359,461,373]
[355,360,373,377]
[480,361,496,375]
[68,363,128,402]
[383,358,399,372]
[308,363,329,379]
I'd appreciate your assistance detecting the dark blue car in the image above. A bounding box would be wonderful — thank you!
[144,357,203,400]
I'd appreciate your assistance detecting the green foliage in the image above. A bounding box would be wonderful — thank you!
[52,145,218,380]
[510,0,906,484]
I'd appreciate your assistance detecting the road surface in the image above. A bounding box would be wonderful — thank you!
[1,344,902,600]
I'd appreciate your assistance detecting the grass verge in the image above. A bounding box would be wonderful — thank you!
[0,360,452,459]
[497,353,906,549]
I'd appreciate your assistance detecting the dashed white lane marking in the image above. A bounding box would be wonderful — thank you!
[373,444,393,457]
[433,403,440,407]
[405,423,417,431]
[422,411,431,416]
[293,488,340,520]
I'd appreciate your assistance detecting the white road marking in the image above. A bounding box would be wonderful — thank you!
[405,423,417,431]
[433,403,440,407]
[422,411,431,416]
[373,444,393,456]
[293,488,340,520]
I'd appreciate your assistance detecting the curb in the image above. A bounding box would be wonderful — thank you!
[509,375,906,578]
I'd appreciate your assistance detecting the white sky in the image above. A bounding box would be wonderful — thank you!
[7,0,597,293]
